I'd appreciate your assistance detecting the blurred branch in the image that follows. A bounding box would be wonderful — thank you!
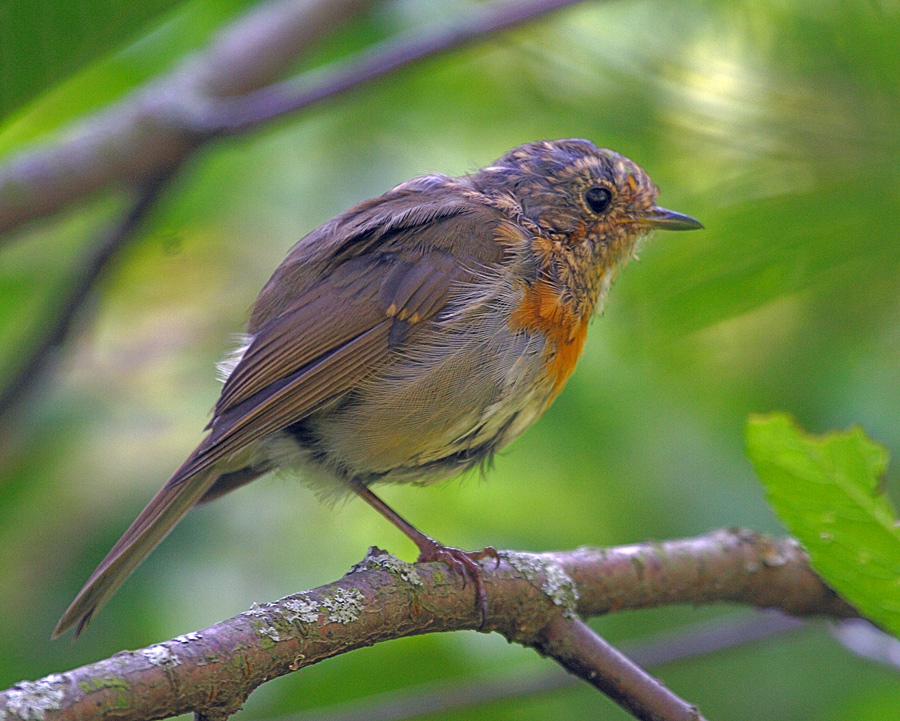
[0,0,371,237]
[199,0,601,134]
[832,619,900,671]
[0,530,857,721]
[0,170,176,422]
[0,0,590,238]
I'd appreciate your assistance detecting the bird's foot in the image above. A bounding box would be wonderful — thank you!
[415,538,499,627]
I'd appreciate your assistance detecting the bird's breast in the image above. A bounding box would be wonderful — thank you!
[508,277,591,402]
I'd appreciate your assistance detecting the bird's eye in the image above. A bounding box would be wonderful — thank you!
[584,186,612,214]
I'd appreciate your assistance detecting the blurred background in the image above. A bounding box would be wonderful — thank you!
[1,0,899,718]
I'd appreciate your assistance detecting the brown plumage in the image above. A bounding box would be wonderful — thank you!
[55,139,701,637]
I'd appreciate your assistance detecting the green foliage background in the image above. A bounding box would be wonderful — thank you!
[2,0,899,718]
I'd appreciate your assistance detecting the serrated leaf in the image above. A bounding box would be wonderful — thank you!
[746,413,900,637]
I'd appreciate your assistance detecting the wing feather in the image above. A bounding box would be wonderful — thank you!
[216,264,387,415]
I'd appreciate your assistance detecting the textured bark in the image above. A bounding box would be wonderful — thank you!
[0,531,856,721]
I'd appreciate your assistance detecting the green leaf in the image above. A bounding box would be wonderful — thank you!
[746,413,900,637]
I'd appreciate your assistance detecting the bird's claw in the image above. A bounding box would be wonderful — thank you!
[416,540,498,627]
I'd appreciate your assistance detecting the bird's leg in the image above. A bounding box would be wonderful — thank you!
[350,482,498,625]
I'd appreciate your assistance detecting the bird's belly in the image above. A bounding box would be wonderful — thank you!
[298,319,554,486]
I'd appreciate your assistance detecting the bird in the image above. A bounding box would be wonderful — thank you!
[54,138,702,637]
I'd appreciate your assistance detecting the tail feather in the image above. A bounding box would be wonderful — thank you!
[54,456,220,639]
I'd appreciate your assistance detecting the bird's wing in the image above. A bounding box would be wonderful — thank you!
[246,175,502,330]
[55,190,509,638]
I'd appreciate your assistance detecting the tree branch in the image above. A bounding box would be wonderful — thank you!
[0,0,590,238]
[0,0,370,237]
[0,530,857,721]
[533,615,706,721]
[199,0,601,135]
[551,528,852,618]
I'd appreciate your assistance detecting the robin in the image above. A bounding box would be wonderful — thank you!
[54,138,702,637]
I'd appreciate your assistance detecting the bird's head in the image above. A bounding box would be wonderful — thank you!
[476,138,702,268]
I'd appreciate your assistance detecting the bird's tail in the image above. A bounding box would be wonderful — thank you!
[53,452,222,639]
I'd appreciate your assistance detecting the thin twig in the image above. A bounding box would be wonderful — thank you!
[0,170,176,422]
[534,615,706,721]
[0,532,857,721]
[624,610,805,668]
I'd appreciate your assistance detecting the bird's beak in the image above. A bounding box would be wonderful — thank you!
[642,207,704,231]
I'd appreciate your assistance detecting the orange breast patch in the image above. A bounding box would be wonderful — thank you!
[509,278,589,400]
